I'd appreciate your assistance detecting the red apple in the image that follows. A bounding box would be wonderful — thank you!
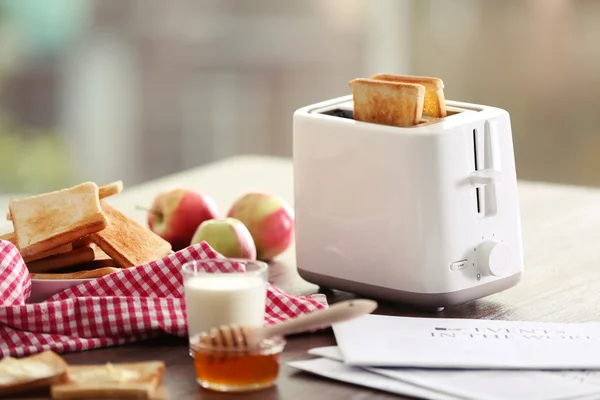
[190,218,256,259]
[148,188,219,251]
[227,192,294,261]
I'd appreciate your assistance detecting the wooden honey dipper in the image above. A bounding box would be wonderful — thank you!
[198,299,378,351]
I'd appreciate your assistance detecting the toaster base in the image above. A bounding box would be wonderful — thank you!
[298,268,522,308]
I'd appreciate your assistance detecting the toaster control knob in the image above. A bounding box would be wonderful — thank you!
[478,241,511,277]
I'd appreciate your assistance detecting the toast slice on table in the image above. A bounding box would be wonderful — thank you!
[91,201,172,268]
[6,180,124,221]
[370,73,447,118]
[349,78,425,127]
[9,182,109,258]
[26,245,96,273]
[0,350,68,397]
[51,361,166,400]
[30,267,120,280]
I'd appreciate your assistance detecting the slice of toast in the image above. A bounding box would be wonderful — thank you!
[23,243,73,263]
[51,361,166,400]
[6,180,124,221]
[98,180,124,199]
[349,78,425,127]
[26,245,96,274]
[73,245,118,269]
[30,267,120,280]
[0,350,68,397]
[0,231,73,262]
[72,235,93,249]
[90,201,172,268]
[9,182,109,258]
[370,73,447,118]
[0,231,16,244]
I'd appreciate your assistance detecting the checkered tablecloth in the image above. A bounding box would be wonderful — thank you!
[0,240,328,358]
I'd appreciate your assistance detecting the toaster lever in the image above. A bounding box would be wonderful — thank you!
[469,169,502,187]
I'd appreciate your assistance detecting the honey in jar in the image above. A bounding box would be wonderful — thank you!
[191,335,286,392]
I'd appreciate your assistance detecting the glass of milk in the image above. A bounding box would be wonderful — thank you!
[181,258,268,344]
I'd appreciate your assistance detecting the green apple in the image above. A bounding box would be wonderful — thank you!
[190,217,256,259]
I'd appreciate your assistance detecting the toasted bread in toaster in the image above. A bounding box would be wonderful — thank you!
[26,244,96,273]
[0,350,68,397]
[6,180,124,221]
[370,73,447,118]
[90,201,172,268]
[9,182,109,258]
[349,78,425,127]
[51,361,166,400]
[30,266,120,280]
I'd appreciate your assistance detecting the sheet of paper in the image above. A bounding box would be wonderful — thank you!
[332,314,600,369]
[287,357,463,400]
[309,346,600,400]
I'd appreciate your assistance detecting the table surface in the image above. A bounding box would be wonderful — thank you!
[7,154,600,400]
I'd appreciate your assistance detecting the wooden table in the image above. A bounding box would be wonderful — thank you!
[12,155,600,399]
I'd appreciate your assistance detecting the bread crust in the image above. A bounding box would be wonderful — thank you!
[30,267,120,280]
[26,245,96,273]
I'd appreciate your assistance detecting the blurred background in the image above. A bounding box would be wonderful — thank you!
[0,0,598,195]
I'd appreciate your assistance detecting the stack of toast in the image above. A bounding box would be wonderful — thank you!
[0,350,168,399]
[348,73,447,127]
[0,181,172,280]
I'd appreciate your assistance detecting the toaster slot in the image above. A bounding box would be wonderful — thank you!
[321,108,354,120]
[473,128,483,215]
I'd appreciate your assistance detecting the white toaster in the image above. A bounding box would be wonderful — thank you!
[292,95,524,309]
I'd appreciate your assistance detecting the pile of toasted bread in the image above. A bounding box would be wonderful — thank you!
[0,181,172,280]
[349,73,447,127]
[0,350,167,399]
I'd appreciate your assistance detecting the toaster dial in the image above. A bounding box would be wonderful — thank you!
[477,240,512,277]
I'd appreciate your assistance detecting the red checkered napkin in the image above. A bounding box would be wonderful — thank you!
[0,240,328,358]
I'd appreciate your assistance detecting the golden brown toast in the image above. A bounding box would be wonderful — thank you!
[0,231,16,243]
[0,350,68,397]
[23,243,73,263]
[26,245,96,273]
[370,73,447,118]
[72,235,93,249]
[90,201,172,268]
[51,361,166,400]
[9,182,109,258]
[6,180,124,221]
[0,231,73,262]
[74,245,118,269]
[98,180,124,199]
[30,267,120,280]
[349,78,425,127]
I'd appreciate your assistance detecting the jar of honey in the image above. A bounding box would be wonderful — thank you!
[190,334,286,392]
